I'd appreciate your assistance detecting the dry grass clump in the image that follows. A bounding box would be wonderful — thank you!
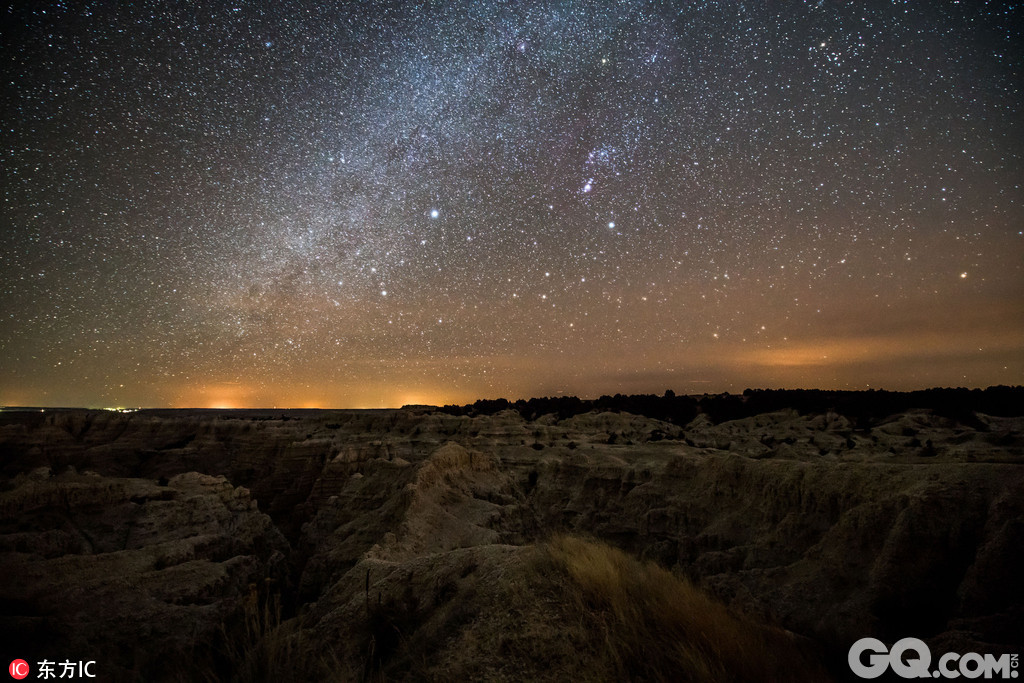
[195,540,829,681]
[209,587,356,683]
[543,535,830,682]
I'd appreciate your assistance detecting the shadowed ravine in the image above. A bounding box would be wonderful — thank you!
[1,391,1022,680]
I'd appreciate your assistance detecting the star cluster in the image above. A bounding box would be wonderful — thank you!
[2,0,1022,408]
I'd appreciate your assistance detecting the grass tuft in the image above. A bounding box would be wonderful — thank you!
[543,535,831,682]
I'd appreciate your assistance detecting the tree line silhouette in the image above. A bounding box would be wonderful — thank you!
[439,386,1024,426]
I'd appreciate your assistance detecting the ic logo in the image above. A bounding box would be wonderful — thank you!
[8,660,29,680]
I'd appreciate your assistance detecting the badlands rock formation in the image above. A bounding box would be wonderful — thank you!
[1,394,1021,680]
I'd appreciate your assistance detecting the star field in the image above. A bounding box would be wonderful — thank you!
[2,0,1022,408]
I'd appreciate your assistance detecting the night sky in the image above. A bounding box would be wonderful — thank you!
[2,1,1022,409]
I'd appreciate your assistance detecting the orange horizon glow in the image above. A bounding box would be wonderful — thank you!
[3,310,1021,410]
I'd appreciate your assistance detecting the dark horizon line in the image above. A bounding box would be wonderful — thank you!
[3,384,1021,413]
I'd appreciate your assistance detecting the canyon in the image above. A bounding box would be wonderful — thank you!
[1,392,1022,680]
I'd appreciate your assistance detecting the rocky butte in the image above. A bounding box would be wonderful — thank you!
[1,387,1022,681]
